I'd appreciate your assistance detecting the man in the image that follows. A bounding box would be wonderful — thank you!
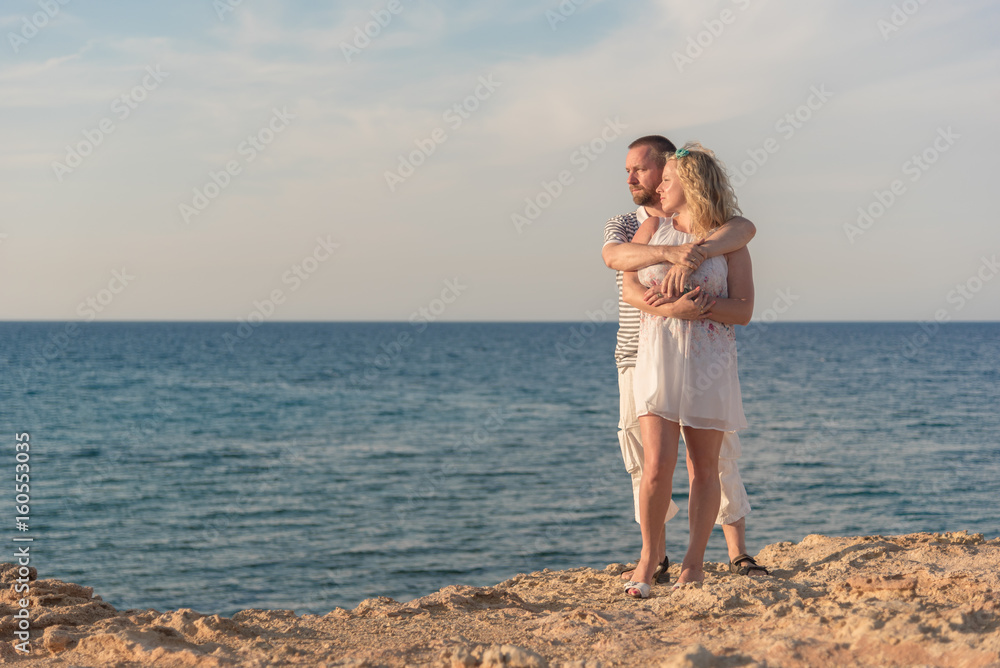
[602,135,767,581]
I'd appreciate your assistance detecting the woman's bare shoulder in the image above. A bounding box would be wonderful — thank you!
[633,216,660,244]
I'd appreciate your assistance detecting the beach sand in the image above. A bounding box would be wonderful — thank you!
[3,531,998,667]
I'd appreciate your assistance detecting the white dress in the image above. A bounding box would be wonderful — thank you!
[633,217,747,432]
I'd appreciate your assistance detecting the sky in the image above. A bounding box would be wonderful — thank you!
[1,0,998,322]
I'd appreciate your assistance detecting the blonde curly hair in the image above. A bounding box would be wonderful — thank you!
[663,142,741,239]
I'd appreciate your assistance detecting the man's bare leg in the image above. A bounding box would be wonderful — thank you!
[722,517,747,561]
[722,517,768,576]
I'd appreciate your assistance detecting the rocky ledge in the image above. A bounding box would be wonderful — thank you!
[2,532,999,667]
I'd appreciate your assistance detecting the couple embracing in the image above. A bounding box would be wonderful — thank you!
[601,136,768,598]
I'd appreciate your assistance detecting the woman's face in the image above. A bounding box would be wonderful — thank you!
[656,160,687,215]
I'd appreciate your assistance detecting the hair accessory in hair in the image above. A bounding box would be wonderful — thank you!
[675,148,690,158]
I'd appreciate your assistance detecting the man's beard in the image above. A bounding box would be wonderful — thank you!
[631,187,658,206]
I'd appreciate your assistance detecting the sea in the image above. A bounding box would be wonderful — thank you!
[1,321,998,616]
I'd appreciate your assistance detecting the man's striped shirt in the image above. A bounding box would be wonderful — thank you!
[603,206,651,369]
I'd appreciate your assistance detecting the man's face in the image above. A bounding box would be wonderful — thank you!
[625,145,664,207]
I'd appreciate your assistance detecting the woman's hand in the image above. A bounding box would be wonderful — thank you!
[643,285,679,308]
[669,286,716,320]
[659,263,693,298]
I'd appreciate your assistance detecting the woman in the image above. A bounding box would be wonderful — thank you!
[622,142,754,598]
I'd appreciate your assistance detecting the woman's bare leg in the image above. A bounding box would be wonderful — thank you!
[628,414,679,593]
[677,426,724,585]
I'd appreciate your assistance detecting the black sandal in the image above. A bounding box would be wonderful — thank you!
[621,555,670,584]
[730,554,769,576]
[653,555,670,584]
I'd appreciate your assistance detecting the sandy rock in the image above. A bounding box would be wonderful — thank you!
[40,626,74,652]
[3,531,999,667]
[0,562,37,583]
[347,595,402,618]
[440,643,477,668]
[73,627,238,667]
[406,585,533,614]
[481,643,547,667]
[1,640,24,661]
[660,644,717,668]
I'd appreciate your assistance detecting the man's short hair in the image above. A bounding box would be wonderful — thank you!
[628,135,677,167]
